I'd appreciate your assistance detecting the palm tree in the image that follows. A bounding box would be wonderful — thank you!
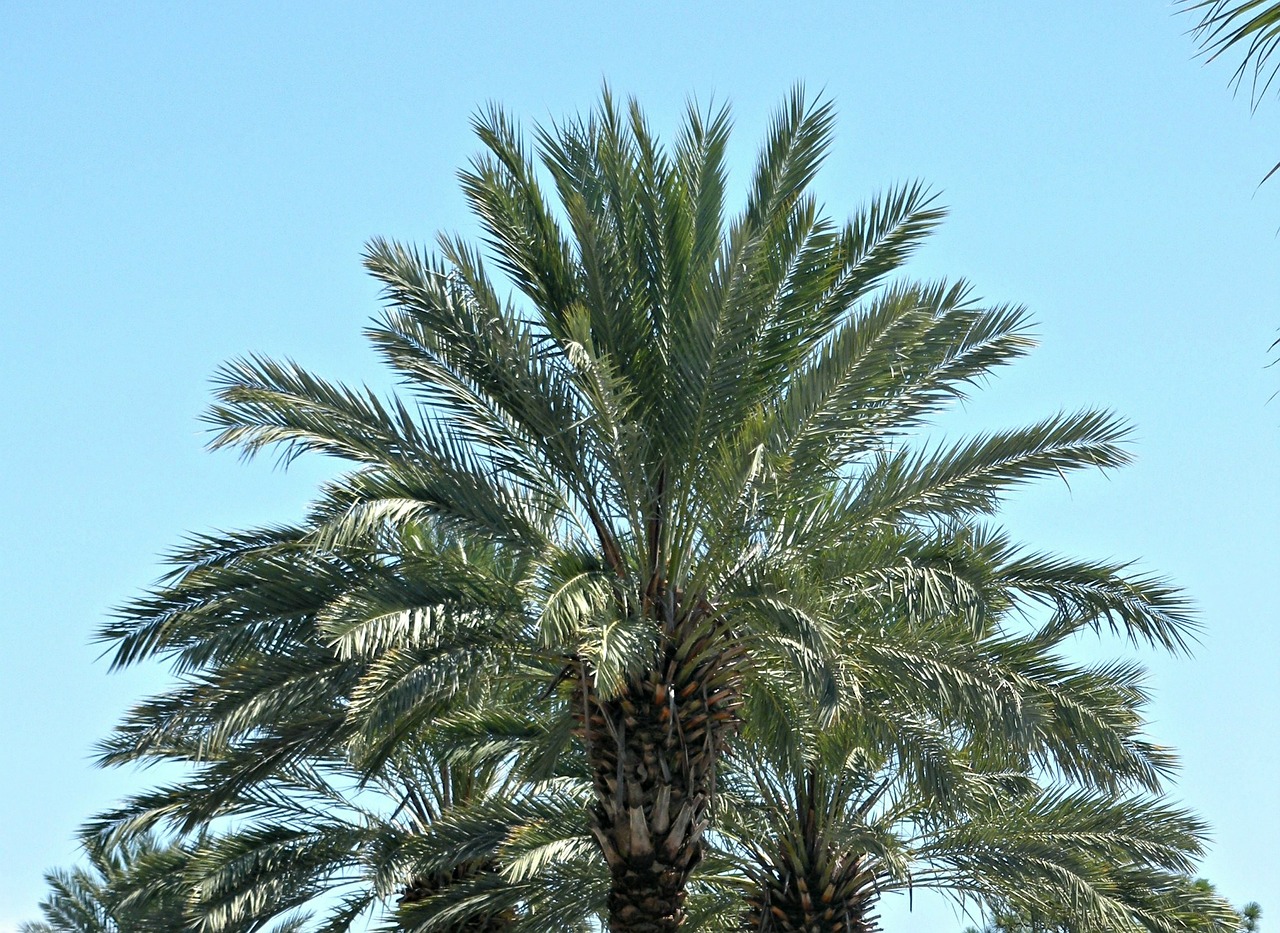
[101,88,1200,931]
[1184,1,1280,362]
[20,833,305,933]
[721,718,1234,933]
[961,878,1253,933]
[91,698,608,932]
[94,525,600,932]
[706,535,1217,933]
[21,835,184,933]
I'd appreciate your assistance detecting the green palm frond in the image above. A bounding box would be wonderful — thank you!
[849,409,1132,526]
[1187,0,1280,104]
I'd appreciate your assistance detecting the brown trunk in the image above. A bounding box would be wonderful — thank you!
[743,871,878,933]
[741,772,879,933]
[575,589,743,932]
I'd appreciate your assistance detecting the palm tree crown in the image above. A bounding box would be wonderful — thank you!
[97,87,1201,933]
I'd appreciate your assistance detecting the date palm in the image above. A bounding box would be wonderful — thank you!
[95,524,600,932]
[721,713,1232,933]
[19,833,304,933]
[704,521,1209,933]
[86,740,548,933]
[95,517,1194,933]
[101,88,1200,931]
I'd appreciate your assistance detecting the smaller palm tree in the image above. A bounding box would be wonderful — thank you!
[719,717,1236,933]
[711,545,1228,933]
[20,833,304,933]
[963,878,1255,933]
[91,521,599,932]
[89,710,608,933]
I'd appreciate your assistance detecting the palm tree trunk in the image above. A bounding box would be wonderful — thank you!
[577,598,743,932]
[743,877,877,933]
[587,688,706,931]
[742,771,878,933]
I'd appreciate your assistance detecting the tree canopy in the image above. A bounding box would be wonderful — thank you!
[24,88,1235,933]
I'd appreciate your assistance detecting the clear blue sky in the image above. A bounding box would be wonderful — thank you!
[2,2,1277,929]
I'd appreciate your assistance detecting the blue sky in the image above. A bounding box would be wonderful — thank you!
[2,2,1277,928]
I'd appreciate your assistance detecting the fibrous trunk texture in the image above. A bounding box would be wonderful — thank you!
[743,773,878,933]
[576,591,744,932]
[743,868,877,933]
